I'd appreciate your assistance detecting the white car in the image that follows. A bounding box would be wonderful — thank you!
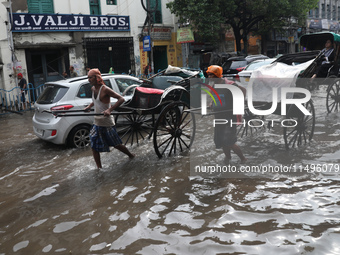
[236,58,277,87]
[32,74,142,148]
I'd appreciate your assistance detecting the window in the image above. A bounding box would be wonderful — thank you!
[77,80,112,98]
[115,78,141,95]
[308,9,313,18]
[245,60,274,71]
[37,85,68,104]
[89,0,101,15]
[107,0,117,5]
[148,0,162,24]
[77,83,92,98]
[104,79,112,89]
[327,4,331,19]
[322,4,325,18]
[28,0,54,14]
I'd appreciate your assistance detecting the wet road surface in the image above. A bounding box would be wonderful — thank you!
[1,87,340,254]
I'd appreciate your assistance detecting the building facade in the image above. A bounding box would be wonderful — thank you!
[307,0,340,32]
[0,0,183,91]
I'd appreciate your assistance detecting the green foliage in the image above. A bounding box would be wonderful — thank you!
[166,0,230,43]
[167,0,319,51]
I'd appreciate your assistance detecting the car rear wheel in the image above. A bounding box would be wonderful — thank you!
[68,124,91,148]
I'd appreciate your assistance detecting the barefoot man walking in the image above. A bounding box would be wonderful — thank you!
[84,68,135,169]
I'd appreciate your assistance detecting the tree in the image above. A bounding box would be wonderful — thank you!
[167,0,319,54]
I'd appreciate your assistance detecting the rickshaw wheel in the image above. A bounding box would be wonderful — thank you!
[237,108,265,137]
[115,113,155,146]
[153,101,195,158]
[283,100,315,150]
[326,79,340,113]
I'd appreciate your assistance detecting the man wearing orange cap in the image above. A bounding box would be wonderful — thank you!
[206,65,247,164]
[84,68,135,169]
[17,73,27,109]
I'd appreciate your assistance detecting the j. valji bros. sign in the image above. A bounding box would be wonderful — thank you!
[11,13,130,32]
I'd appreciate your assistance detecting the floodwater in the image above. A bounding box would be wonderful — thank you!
[1,87,340,254]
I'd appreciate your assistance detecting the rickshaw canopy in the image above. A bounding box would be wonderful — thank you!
[300,32,340,50]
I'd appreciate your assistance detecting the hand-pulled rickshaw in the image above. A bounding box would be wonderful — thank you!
[186,35,340,152]
[224,32,340,149]
[48,47,326,159]
[298,32,340,112]
[49,66,201,158]
[113,66,201,158]
[227,46,318,150]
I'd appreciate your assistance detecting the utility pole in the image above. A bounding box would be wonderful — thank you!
[141,0,158,75]
[148,0,154,75]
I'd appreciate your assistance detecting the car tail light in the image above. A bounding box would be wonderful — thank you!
[51,130,57,136]
[51,105,74,111]
[236,67,245,72]
[235,74,240,82]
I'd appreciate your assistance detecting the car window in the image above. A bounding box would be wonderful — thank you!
[115,78,141,95]
[36,85,69,104]
[222,61,232,72]
[104,79,112,89]
[245,60,274,71]
[245,61,266,71]
[76,80,113,98]
[230,61,248,69]
[77,83,92,98]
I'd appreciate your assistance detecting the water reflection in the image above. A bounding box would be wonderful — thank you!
[0,88,340,254]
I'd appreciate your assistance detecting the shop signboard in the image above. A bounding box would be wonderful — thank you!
[142,27,172,41]
[177,27,195,44]
[143,36,151,52]
[11,13,130,32]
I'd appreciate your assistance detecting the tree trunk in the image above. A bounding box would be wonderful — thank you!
[217,30,226,52]
[243,35,248,55]
[233,27,242,54]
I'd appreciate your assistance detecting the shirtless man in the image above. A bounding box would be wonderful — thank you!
[84,68,134,169]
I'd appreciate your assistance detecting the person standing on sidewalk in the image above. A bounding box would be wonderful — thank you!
[17,73,27,110]
[84,68,135,169]
[69,65,78,77]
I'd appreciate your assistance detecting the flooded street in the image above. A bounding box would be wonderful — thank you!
[1,87,340,254]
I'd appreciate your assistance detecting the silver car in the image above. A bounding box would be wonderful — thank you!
[32,74,142,148]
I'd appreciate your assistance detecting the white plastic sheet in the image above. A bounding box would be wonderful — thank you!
[247,59,313,102]
[164,65,199,76]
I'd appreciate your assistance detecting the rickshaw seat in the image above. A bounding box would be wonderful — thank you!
[152,76,183,90]
[131,87,164,109]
